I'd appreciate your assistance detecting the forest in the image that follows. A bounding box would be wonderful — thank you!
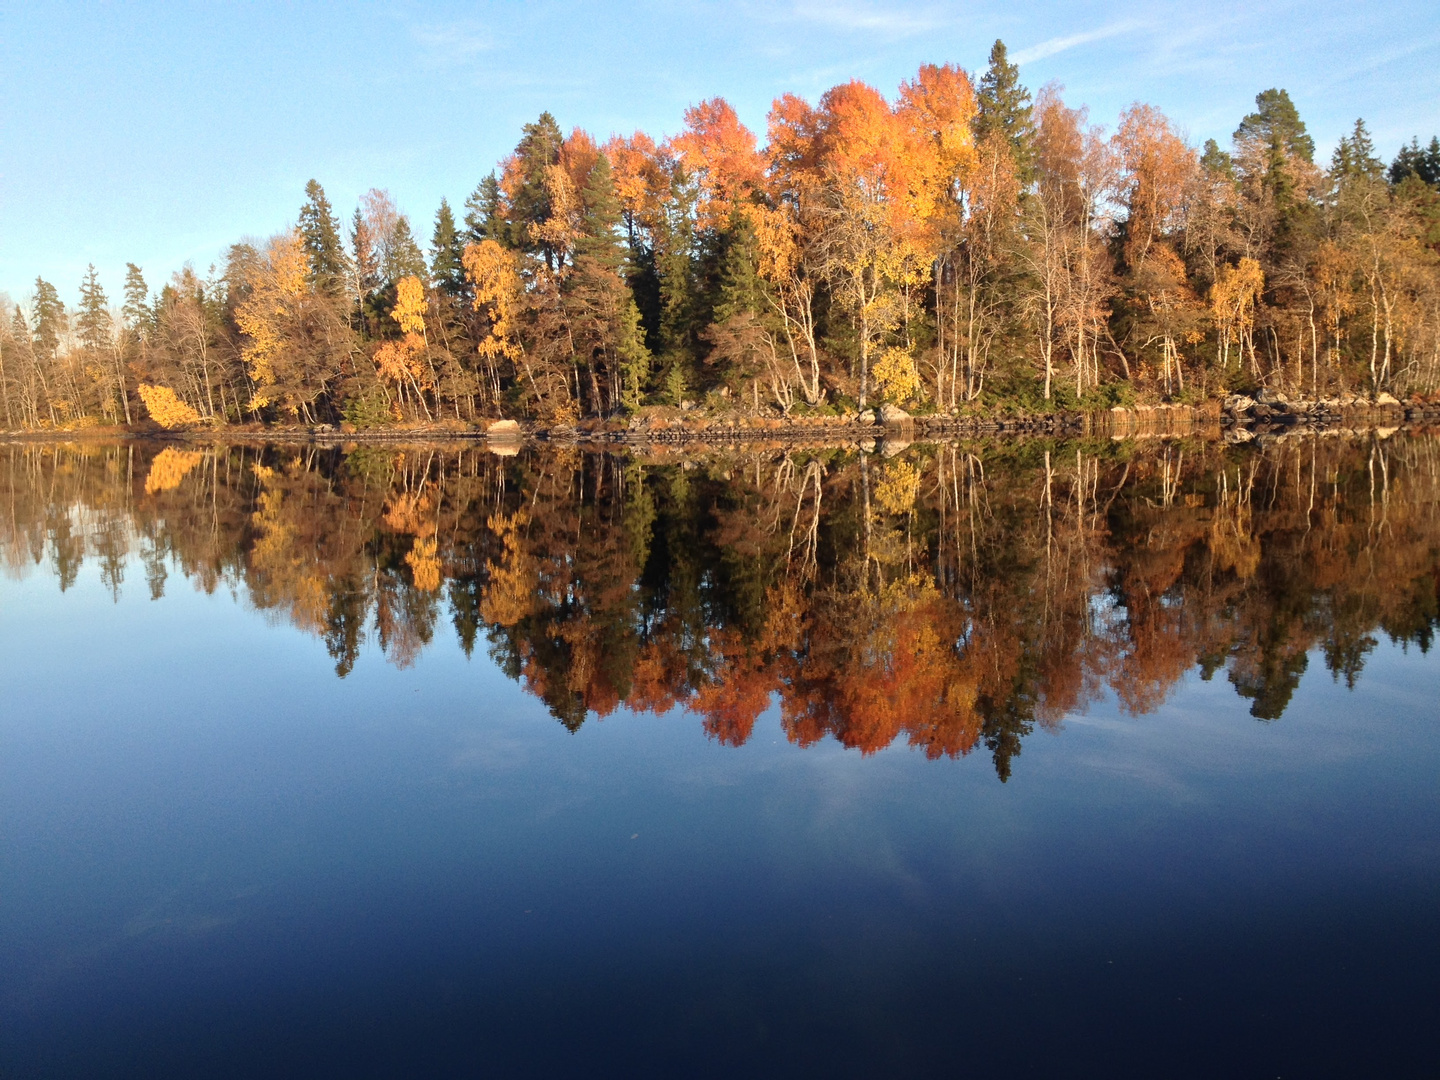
[3,433,1437,780]
[2,42,1440,432]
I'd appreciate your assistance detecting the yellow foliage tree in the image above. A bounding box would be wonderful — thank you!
[1212,257,1264,375]
[393,275,428,334]
[138,384,202,429]
[234,231,309,412]
[463,240,524,364]
[463,239,531,409]
[871,346,923,404]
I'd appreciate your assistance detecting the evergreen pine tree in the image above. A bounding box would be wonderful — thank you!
[973,40,1035,179]
[298,179,349,293]
[385,215,428,284]
[1234,89,1315,241]
[575,154,626,270]
[463,174,504,246]
[1389,136,1440,187]
[1234,89,1315,162]
[1330,119,1383,181]
[711,209,764,323]
[122,263,152,339]
[31,277,65,363]
[1201,138,1234,177]
[75,265,111,355]
[509,113,565,262]
[430,198,466,295]
[571,152,651,408]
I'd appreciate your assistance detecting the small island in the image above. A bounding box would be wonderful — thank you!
[3,42,1438,447]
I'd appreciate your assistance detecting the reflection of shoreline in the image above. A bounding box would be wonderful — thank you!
[3,434,1438,780]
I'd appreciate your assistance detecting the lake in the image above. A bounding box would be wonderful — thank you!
[1,434,1437,1077]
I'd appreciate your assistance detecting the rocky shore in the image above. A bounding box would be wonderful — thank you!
[4,394,1438,450]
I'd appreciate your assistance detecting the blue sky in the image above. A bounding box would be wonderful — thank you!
[2,0,1437,306]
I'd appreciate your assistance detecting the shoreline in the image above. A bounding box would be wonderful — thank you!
[3,397,1437,450]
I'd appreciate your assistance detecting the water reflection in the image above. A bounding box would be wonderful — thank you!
[4,433,1437,779]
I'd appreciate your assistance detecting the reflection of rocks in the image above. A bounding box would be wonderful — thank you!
[880,436,911,457]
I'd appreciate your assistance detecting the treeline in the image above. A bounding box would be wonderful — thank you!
[4,41,1440,430]
[3,434,1438,779]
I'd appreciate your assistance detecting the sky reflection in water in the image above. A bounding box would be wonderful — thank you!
[1,435,1438,1077]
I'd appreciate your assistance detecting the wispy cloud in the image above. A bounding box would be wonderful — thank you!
[787,1,940,36]
[1012,21,1146,65]
[410,19,494,69]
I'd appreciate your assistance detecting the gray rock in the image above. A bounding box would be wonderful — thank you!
[1224,394,1256,414]
[878,403,910,424]
[857,409,877,425]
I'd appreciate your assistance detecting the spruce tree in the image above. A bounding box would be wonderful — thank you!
[572,152,651,408]
[973,40,1035,179]
[509,113,565,262]
[430,198,466,296]
[75,265,111,355]
[463,174,504,246]
[575,154,626,270]
[298,179,349,293]
[1330,119,1383,182]
[350,208,378,298]
[1389,136,1440,187]
[711,209,764,324]
[30,277,65,363]
[122,264,152,339]
[385,215,428,284]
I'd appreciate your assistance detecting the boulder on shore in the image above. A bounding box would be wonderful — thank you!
[879,403,910,424]
[1224,394,1256,414]
[487,418,521,436]
[1375,392,1401,407]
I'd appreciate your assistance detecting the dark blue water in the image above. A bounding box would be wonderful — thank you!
[2,441,1439,1077]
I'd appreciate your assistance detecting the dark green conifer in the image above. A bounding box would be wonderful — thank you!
[385,216,428,284]
[122,263,152,339]
[973,40,1035,179]
[1330,119,1383,182]
[298,179,349,293]
[1389,136,1440,187]
[1200,138,1234,178]
[1234,89,1314,162]
[75,265,111,355]
[430,198,466,295]
[30,277,64,363]
[463,174,504,246]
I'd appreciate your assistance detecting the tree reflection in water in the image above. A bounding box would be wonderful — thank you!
[3,433,1437,780]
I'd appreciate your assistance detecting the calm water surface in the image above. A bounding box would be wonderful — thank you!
[1,436,1438,1077]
